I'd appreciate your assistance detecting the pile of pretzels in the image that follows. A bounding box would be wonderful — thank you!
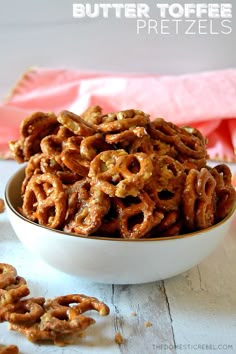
[0,263,109,346]
[9,107,236,239]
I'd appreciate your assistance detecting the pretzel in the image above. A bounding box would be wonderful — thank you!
[39,154,81,185]
[0,297,45,325]
[0,264,17,290]
[80,133,110,161]
[9,320,91,346]
[175,133,206,159]
[40,134,65,161]
[59,135,90,177]
[61,148,90,178]
[177,154,207,171]
[183,168,216,231]
[22,135,43,161]
[9,112,59,162]
[97,109,150,133]
[149,211,182,237]
[57,110,95,136]
[182,125,207,146]
[0,276,30,306]
[105,126,148,146]
[89,150,153,197]
[148,118,206,159]
[210,164,236,220]
[128,135,154,155]
[0,345,19,354]
[113,192,161,239]
[55,125,75,140]
[151,138,177,158]
[8,139,25,163]
[42,294,110,320]
[147,118,180,143]
[20,112,58,138]
[9,294,109,346]
[21,153,43,195]
[22,173,67,228]
[81,105,103,126]
[0,199,5,214]
[64,135,83,150]
[97,201,120,236]
[146,155,186,211]
[64,179,110,235]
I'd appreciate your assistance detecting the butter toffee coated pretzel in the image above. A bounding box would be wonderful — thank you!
[9,106,236,238]
[0,263,110,346]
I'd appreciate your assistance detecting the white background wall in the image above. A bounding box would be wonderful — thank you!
[0,0,235,100]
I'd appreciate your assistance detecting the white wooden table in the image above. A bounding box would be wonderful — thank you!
[0,160,236,354]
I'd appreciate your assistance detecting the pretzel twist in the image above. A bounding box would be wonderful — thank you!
[146,155,186,211]
[0,264,17,290]
[9,112,59,162]
[210,164,236,220]
[0,264,30,309]
[113,192,161,239]
[0,276,30,307]
[183,168,216,231]
[97,109,150,133]
[80,133,110,161]
[0,297,45,325]
[149,211,182,237]
[148,118,206,160]
[89,150,153,197]
[81,105,103,126]
[64,179,110,235]
[22,173,67,228]
[57,110,95,136]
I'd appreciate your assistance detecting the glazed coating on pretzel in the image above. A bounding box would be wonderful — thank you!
[10,107,236,238]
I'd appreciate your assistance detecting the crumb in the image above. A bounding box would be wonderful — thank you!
[130,312,137,316]
[114,332,124,344]
[0,199,5,213]
[144,321,152,328]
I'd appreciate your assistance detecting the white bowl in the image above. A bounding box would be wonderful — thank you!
[5,166,236,284]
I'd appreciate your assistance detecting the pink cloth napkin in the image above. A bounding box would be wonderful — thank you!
[0,67,236,162]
